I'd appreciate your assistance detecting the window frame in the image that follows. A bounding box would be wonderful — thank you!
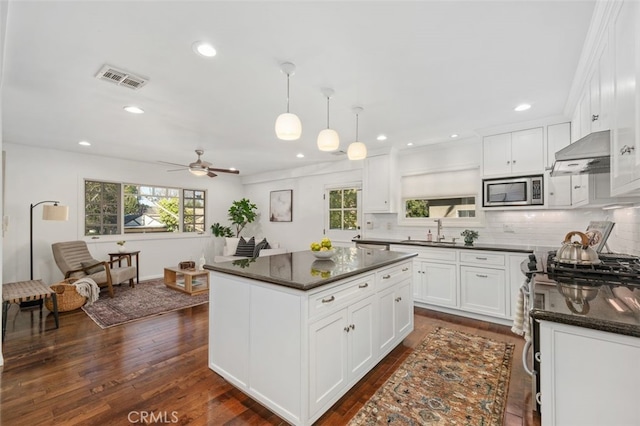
[83,178,208,239]
[324,183,362,242]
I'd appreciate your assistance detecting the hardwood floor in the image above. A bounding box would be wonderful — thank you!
[1,300,541,425]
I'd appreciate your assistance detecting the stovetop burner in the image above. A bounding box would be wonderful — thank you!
[546,251,640,288]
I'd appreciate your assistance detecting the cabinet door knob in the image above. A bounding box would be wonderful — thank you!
[512,160,516,164]
[321,295,335,303]
[592,114,599,122]
[350,324,355,330]
[395,297,402,302]
[506,160,510,164]
[344,326,350,333]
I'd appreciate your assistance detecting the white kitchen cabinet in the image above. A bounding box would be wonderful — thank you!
[539,321,640,426]
[611,0,640,195]
[376,263,413,356]
[546,123,572,207]
[309,294,376,416]
[482,127,544,177]
[363,153,398,213]
[416,261,457,308]
[459,265,506,318]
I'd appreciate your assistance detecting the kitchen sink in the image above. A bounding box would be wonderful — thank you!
[399,240,457,246]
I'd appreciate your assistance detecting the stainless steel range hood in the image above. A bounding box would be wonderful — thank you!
[550,130,610,176]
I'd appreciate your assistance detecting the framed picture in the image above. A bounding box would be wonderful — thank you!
[585,221,615,253]
[270,189,292,222]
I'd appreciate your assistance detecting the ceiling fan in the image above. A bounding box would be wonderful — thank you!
[159,149,239,177]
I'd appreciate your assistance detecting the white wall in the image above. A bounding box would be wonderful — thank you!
[242,160,363,252]
[2,143,244,284]
[0,0,9,366]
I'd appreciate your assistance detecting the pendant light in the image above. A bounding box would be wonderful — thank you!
[275,62,302,140]
[317,88,340,152]
[347,107,367,160]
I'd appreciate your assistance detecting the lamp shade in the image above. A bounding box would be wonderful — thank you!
[275,112,302,140]
[42,204,69,221]
[317,128,340,151]
[347,141,367,160]
[189,167,208,176]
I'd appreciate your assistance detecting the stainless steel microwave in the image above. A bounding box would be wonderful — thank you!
[482,175,544,207]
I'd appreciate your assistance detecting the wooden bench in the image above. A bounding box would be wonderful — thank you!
[2,279,59,341]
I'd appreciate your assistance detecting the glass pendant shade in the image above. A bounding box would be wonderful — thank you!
[347,141,367,160]
[275,112,302,140]
[317,128,340,151]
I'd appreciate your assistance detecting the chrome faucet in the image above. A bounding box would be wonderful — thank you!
[434,219,445,242]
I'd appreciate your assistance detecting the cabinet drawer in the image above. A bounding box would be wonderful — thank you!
[309,274,374,319]
[415,248,457,262]
[376,262,412,290]
[459,251,505,267]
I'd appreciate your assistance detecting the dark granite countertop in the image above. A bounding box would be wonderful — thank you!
[204,247,417,291]
[354,237,540,254]
[531,280,640,338]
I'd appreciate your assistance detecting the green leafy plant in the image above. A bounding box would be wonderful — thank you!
[116,240,126,246]
[211,222,234,237]
[228,198,258,237]
[460,229,479,245]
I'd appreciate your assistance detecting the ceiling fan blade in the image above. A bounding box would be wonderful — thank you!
[166,168,186,172]
[208,167,240,174]
[158,160,189,168]
[207,171,218,178]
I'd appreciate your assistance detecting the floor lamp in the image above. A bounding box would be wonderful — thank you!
[30,200,69,280]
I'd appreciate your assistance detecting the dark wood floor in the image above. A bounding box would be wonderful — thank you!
[1,299,541,425]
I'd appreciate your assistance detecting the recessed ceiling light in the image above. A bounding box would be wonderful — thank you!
[450,134,459,138]
[407,142,414,146]
[192,41,216,58]
[123,106,144,114]
[78,140,91,146]
[514,103,531,112]
[296,153,305,158]
[376,134,387,141]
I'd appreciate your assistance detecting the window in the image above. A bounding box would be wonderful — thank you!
[328,188,359,230]
[85,180,206,236]
[404,197,476,219]
[399,167,483,227]
[325,185,362,241]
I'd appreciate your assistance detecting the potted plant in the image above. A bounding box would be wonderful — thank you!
[211,222,233,238]
[228,198,258,237]
[116,240,127,253]
[460,229,479,246]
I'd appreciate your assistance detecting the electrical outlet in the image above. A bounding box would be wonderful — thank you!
[503,224,515,233]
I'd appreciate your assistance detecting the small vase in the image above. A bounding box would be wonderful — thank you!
[464,238,474,246]
[118,245,127,253]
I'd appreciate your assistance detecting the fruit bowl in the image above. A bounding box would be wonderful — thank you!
[312,249,335,259]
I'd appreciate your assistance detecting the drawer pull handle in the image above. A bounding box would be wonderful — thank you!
[475,257,487,260]
[358,282,369,289]
[395,297,402,302]
[476,274,488,278]
[322,296,335,303]
[382,274,391,279]
[402,267,409,272]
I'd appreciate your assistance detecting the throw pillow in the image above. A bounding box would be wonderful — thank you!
[224,237,241,256]
[234,236,256,257]
[81,261,105,275]
[253,238,270,258]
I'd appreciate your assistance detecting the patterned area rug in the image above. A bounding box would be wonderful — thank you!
[349,327,514,425]
[82,279,208,329]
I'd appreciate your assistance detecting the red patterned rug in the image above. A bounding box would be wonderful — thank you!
[82,279,208,329]
[349,327,514,425]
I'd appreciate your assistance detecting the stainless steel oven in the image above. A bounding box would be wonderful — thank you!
[483,175,543,207]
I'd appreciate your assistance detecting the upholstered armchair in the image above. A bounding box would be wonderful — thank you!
[52,241,136,297]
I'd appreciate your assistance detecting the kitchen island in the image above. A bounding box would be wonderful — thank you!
[204,247,416,426]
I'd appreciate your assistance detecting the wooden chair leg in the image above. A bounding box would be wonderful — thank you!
[129,278,135,288]
[50,294,59,329]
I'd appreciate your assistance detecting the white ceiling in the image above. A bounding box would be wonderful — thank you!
[2,1,595,176]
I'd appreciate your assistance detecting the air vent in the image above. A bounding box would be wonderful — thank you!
[95,65,148,90]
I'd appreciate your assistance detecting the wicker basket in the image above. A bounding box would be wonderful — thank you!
[45,278,87,312]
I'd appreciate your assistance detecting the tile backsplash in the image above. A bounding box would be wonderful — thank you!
[366,207,640,255]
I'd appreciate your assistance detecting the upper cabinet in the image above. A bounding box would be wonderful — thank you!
[363,153,398,213]
[482,127,544,177]
[610,0,640,195]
